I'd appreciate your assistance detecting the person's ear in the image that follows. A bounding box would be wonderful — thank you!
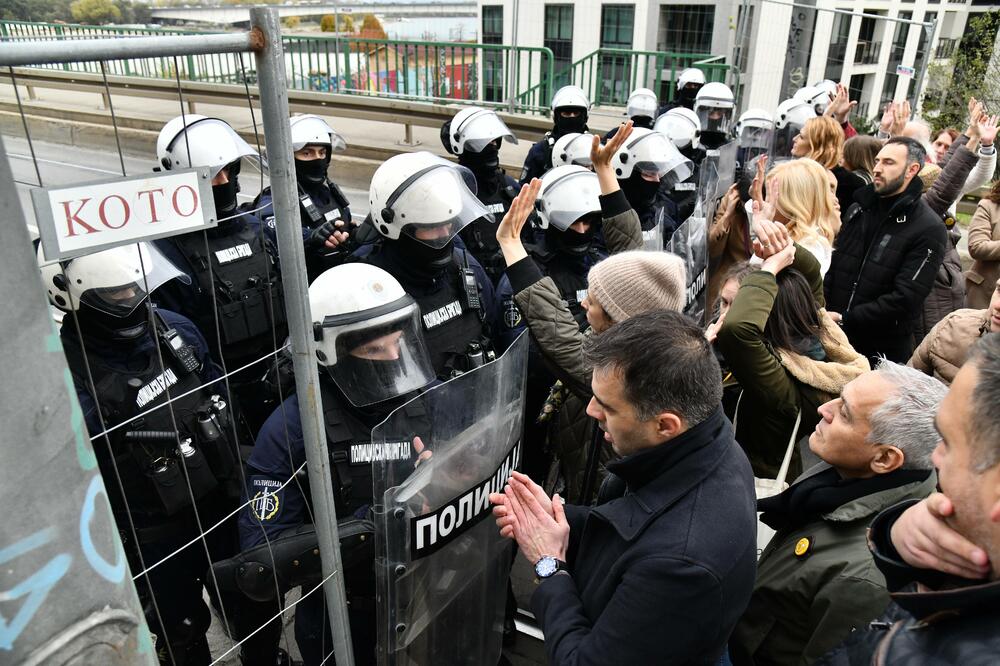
[986,466,1000,524]
[654,411,684,440]
[908,161,922,179]
[870,445,905,475]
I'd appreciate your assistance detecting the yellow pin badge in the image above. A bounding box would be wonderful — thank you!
[794,537,812,558]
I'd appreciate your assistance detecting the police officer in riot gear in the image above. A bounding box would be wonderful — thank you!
[693,82,736,150]
[604,87,659,142]
[772,97,817,162]
[610,127,693,239]
[657,67,706,116]
[519,85,591,185]
[735,108,774,175]
[654,107,706,233]
[361,151,500,376]
[440,106,520,284]
[230,263,436,665]
[794,83,835,116]
[40,242,241,665]
[152,115,286,439]
[255,114,354,282]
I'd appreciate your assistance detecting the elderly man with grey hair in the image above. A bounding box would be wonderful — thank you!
[729,360,943,666]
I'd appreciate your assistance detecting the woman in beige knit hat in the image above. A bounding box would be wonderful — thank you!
[495,134,687,502]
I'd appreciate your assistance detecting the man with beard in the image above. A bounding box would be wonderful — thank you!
[824,137,947,364]
[255,114,354,282]
[440,106,520,284]
[520,85,590,185]
[360,151,500,378]
[152,115,286,438]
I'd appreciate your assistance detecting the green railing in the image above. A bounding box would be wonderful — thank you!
[0,20,555,114]
[545,48,732,107]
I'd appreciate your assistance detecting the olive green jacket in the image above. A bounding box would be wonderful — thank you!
[730,467,936,665]
[716,246,869,479]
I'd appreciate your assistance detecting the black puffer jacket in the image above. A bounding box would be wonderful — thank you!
[824,177,948,363]
[817,499,1000,665]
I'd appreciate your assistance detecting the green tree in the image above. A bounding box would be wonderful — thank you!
[922,11,1000,132]
[320,14,335,32]
[69,0,120,23]
[283,15,300,29]
[359,13,386,39]
[338,15,354,32]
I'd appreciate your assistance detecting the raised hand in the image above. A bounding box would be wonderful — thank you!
[879,101,895,135]
[591,120,634,171]
[890,100,910,136]
[978,112,998,147]
[826,83,857,124]
[495,178,542,267]
[889,493,991,579]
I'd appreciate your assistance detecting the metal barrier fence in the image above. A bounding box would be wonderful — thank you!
[0,20,556,114]
[0,9,357,664]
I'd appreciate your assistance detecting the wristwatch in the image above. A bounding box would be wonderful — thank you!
[534,555,568,582]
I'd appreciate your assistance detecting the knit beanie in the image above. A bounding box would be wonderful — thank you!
[918,163,941,193]
[586,251,687,322]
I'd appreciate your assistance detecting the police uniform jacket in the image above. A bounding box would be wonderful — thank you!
[730,466,935,666]
[531,407,757,665]
[816,499,1000,665]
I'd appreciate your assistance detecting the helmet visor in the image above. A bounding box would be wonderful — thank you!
[739,126,773,149]
[393,165,492,248]
[459,112,518,153]
[168,118,259,178]
[630,132,694,185]
[697,107,734,135]
[326,303,435,407]
[75,244,185,318]
[538,170,601,231]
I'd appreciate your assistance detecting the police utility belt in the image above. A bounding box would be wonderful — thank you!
[119,313,240,518]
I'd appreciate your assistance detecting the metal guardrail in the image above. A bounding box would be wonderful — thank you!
[0,20,556,114]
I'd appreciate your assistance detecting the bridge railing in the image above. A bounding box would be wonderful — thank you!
[0,20,554,114]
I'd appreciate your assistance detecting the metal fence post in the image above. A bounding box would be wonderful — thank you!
[249,8,356,666]
[0,132,156,665]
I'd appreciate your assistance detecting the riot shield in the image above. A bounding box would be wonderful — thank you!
[666,141,737,324]
[641,218,665,252]
[373,332,528,666]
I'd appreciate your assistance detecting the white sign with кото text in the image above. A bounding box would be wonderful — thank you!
[32,167,217,261]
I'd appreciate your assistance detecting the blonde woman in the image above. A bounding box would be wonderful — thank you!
[792,115,866,213]
[763,158,840,274]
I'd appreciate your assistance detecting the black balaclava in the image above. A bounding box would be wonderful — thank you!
[213,159,242,219]
[458,141,502,196]
[75,302,150,342]
[553,108,588,138]
[295,154,330,188]
[619,172,661,215]
[677,84,701,109]
[545,222,595,258]
[392,232,456,278]
[631,115,655,130]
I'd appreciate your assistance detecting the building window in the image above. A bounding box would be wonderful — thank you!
[825,13,851,81]
[881,72,899,107]
[888,12,911,65]
[482,5,504,102]
[599,4,635,104]
[545,5,574,88]
[855,14,883,65]
[657,5,715,54]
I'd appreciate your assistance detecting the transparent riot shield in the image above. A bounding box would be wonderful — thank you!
[373,332,528,666]
[666,140,738,324]
[641,218,665,252]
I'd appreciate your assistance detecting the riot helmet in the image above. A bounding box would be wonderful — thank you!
[693,82,735,138]
[550,85,591,136]
[653,107,701,151]
[156,115,259,217]
[37,242,184,340]
[535,165,602,256]
[736,108,774,150]
[612,128,693,185]
[443,107,518,156]
[625,88,658,128]
[551,132,595,169]
[794,85,833,117]
[289,114,346,186]
[310,263,434,407]
[368,152,491,268]
[675,68,706,107]
[772,98,817,160]
[811,80,839,113]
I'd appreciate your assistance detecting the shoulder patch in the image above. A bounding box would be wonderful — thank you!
[503,297,523,329]
[249,476,284,522]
